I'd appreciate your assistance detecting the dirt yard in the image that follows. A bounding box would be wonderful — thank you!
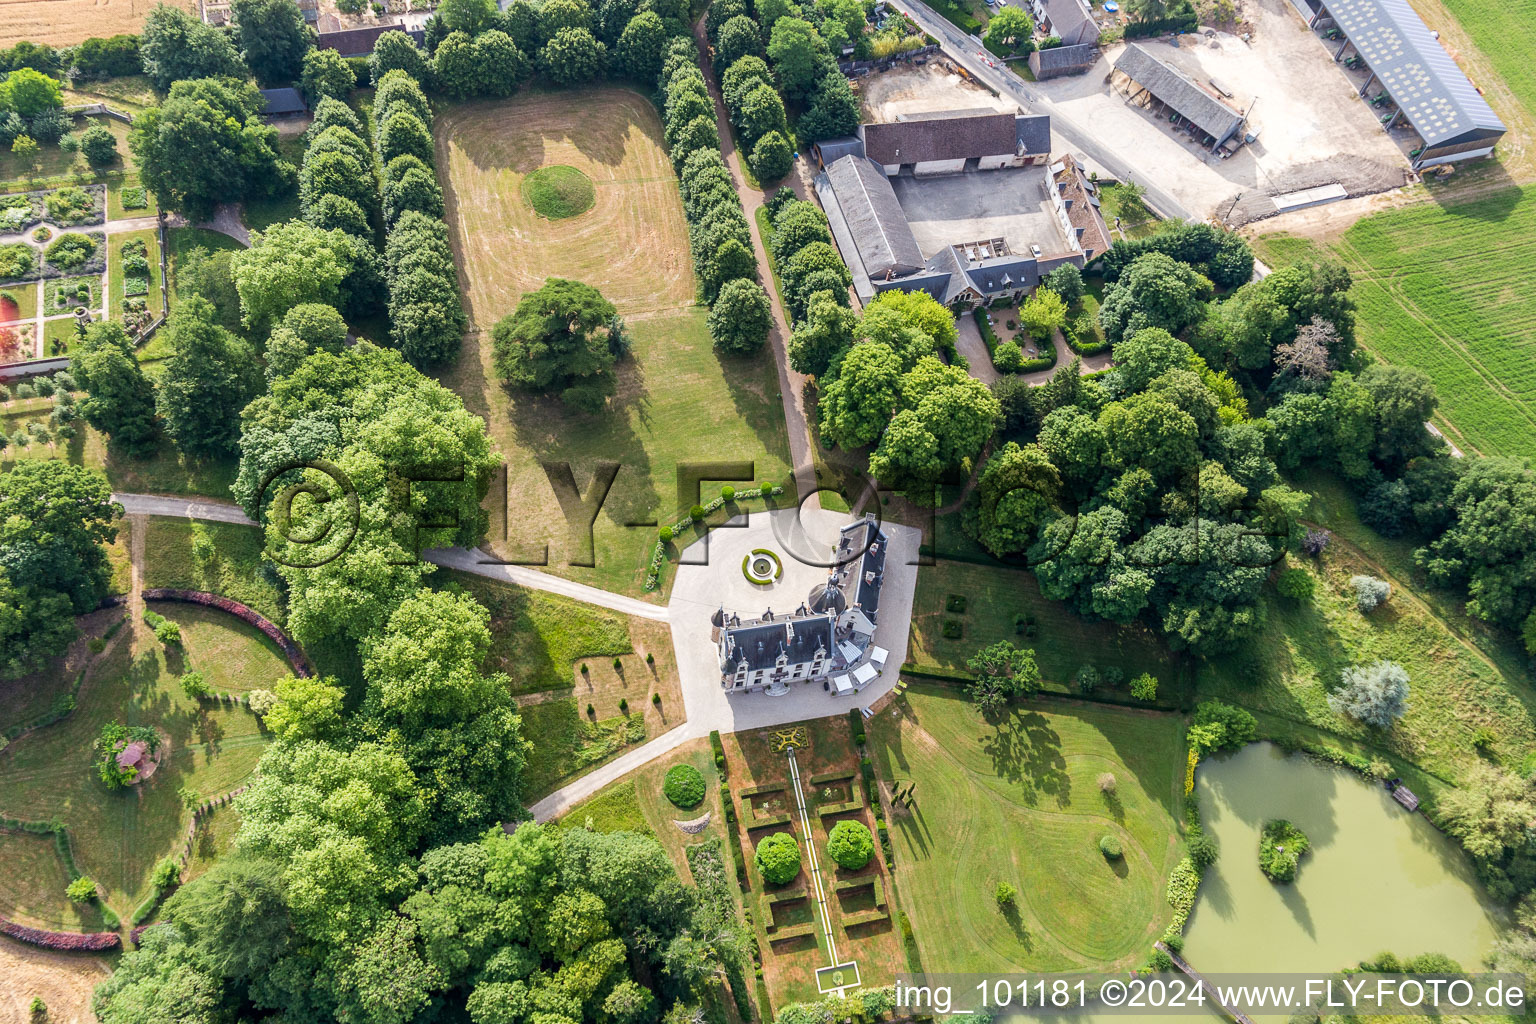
[1038,0,1409,221]
[436,88,695,330]
[0,938,111,1024]
[859,62,1018,122]
[0,0,196,47]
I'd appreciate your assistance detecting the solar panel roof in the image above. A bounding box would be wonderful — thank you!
[1324,0,1504,148]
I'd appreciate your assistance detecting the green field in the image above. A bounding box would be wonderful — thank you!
[0,603,284,926]
[1432,0,1536,122]
[1254,187,1536,460]
[868,688,1186,971]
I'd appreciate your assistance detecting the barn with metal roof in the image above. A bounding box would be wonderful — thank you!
[1302,0,1504,168]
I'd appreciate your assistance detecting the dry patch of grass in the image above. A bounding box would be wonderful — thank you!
[0,0,196,47]
[0,931,114,1024]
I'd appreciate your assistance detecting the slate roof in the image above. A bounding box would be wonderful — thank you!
[861,111,1018,165]
[1114,44,1246,146]
[258,87,307,116]
[1033,42,1098,72]
[724,615,834,673]
[964,254,1039,295]
[1015,113,1052,156]
[823,156,926,281]
[815,136,865,164]
[1040,0,1097,45]
[1322,0,1504,149]
[837,517,888,621]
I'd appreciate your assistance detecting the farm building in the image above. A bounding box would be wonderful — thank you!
[811,109,1053,175]
[1295,0,1505,168]
[1112,44,1248,152]
[1029,42,1100,80]
[1029,0,1099,46]
[257,87,308,121]
[317,24,425,57]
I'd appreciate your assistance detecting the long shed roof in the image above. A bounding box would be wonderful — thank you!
[823,156,926,281]
[861,111,1017,165]
[1114,44,1245,145]
[1321,0,1504,149]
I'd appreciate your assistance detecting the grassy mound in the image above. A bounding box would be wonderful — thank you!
[1259,819,1310,882]
[521,165,595,220]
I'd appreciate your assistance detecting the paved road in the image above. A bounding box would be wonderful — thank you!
[423,546,671,621]
[883,0,1193,221]
[527,722,702,822]
[108,492,672,620]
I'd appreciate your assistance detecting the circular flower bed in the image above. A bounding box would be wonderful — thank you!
[742,548,783,585]
[663,763,705,809]
[521,165,596,220]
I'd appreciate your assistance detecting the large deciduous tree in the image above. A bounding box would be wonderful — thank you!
[138,3,246,92]
[234,220,379,337]
[156,296,264,458]
[0,461,120,678]
[70,320,158,452]
[492,278,624,411]
[231,0,314,86]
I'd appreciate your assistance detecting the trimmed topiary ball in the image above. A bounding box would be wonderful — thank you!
[755,831,801,885]
[826,819,874,870]
[663,763,705,809]
[1099,835,1123,859]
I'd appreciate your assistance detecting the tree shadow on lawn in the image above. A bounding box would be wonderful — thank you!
[999,900,1034,949]
[979,708,1069,808]
[715,348,796,489]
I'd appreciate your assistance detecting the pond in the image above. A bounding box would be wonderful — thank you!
[1183,742,1504,973]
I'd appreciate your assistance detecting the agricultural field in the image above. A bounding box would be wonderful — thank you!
[436,88,793,596]
[0,931,113,1024]
[0,0,195,48]
[0,598,283,927]
[439,571,684,800]
[866,687,1187,972]
[1255,186,1536,461]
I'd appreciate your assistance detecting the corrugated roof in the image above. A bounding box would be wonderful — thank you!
[1034,42,1098,70]
[1322,0,1504,149]
[823,156,926,280]
[1015,113,1052,155]
[862,111,1018,165]
[1114,44,1245,145]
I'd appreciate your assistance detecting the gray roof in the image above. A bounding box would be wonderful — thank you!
[836,517,888,620]
[1322,0,1504,149]
[1114,44,1246,145]
[258,87,307,115]
[815,136,865,163]
[1034,42,1098,71]
[1040,0,1097,45]
[963,254,1039,295]
[724,615,833,673]
[861,111,1018,165]
[823,156,926,281]
[1015,113,1052,155]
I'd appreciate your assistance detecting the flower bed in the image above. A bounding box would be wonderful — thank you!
[42,232,106,279]
[0,242,38,284]
[120,186,149,211]
[140,589,311,677]
[42,185,106,227]
[0,192,43,233]
[0,915,120,951]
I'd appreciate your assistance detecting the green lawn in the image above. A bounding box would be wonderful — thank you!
[520,700,647,800]
[0,605,283,926]
[239,136,306,235]
[868,687,1186,971]
[140,518,285,627]
[108,228,163,323]
[106,174,159,221]
[0,116,135,189]
[450,306,794,598]
[1253,187,1536,460]
[1,281,38,322]
[906,557,1184,700]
